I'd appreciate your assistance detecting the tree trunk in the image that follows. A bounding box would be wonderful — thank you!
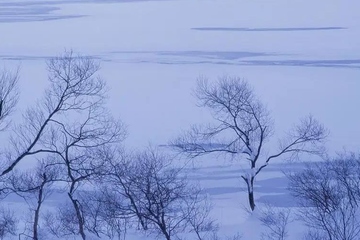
[242,175,256,211]
[33,179,47,240]
[164,232,171,240]
[68,193,86,240]
[249,176,256,211]
[158,222,171,240]
[160,227,171,240]
[33,196,42,240]
[248,190,255,211]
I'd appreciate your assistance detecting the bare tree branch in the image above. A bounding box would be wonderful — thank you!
[0,66,19,131]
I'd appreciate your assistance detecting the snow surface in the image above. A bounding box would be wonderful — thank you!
[0,0,360,239]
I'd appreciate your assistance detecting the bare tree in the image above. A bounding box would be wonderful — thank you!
[184,195,218,240]
[0,66,19,131]
[4,159,58,240]
[44,202,81,238]
[0,207,17,240]
[0,66,20,237]
[98,147,215,240]
[171,76,327,210]
[78,188,130,240]
[288,152,360,240]
[259,204,292,240]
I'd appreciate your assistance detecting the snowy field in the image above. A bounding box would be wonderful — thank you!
[1,0,360,239]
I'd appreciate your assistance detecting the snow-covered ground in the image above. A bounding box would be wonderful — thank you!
[1,0,360,239]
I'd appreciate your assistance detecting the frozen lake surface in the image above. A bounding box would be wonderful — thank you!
[0,0,359,239]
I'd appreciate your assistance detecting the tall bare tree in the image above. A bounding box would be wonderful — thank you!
[0,66,21,239]
[171,76,327,210]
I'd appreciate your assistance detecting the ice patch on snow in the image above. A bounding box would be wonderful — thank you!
[192,27,346,32]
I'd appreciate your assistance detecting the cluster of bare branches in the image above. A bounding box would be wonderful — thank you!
[171,76,328,210]
[259,204,292,240]
[288,152,360,240]
[0,66,19,132]
[3,160,58,240]
[80,147,217,240]
[0,206,17,240]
